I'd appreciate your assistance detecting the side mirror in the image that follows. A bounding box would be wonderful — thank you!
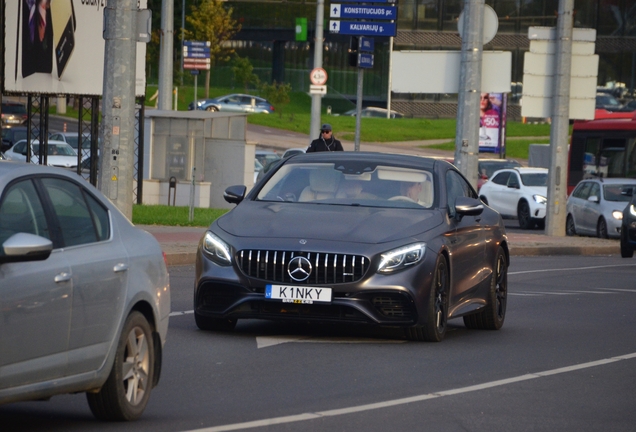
[588,195,600,203]
[455,196,484,217]
[0,233,52,264]
[223,185,247,204]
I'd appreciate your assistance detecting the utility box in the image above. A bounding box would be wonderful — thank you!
[142,110,255,209]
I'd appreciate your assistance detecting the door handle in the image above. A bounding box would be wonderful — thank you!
[113,263,129,273]
[54,272,72,283]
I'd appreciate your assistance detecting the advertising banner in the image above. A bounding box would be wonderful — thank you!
[3,0,147,97]
[479,92,507,154]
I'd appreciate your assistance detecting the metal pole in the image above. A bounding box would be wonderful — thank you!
[354,69,363,151]
[189,167,196,222]
[545,0,574,237]
[100,0,137,220]
[158,0,174,110]
[454,0,485,190]
[387,37,393,119]
[309,0,324,144]
[181,0,185,86]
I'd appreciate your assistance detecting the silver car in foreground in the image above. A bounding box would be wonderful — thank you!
[0,163,170,421]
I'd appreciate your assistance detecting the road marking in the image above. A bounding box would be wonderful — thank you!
[183,352,636,432]
[598,288,636,293]
[169,310,194,317]
[509,263,636,276]
[257,336,406,349]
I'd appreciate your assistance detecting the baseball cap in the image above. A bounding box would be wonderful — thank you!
[321,123,332,131]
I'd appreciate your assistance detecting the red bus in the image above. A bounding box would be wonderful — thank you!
[568,112,636,194]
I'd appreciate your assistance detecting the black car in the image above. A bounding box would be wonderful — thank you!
[195,152,509,342]
[1,102,28,128]
[620,187,636,258]
[1,126,28,153]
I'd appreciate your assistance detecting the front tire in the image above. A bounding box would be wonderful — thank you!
[87,312,155,421]
[566,215,576,236]
[205,106,218,112]
[464,247,507,330]
[518,201,535,229]
[597,217,609,239]
[620,228,634,258]
[406,255,449,342]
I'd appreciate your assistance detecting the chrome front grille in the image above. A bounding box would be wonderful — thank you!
[237,250,369,284]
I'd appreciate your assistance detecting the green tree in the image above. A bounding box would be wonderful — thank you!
[260,81,291,119]
[184,0,241,98]
[231,55,260,92]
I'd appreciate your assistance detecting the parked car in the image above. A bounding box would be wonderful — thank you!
[282,147,306,159]
[620,187,636,257]
[566,178,636,239]
[1,126,28,152]
[255,150,282,182]
[188,94,274,113]
[49,131,100,170]
[4,139,78,170]
[477,159,522,190]
[1,102,28,127]
[479,167,548,229]
[194,152,509,342]
[0,162,170,420]
[342,107,404,118]
[595,92,623,112]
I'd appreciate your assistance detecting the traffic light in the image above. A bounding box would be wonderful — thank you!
[348,37,359,67]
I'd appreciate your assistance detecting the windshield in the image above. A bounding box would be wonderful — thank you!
[256,162,434,208]
[520,173,548,187]
[32,143,77,156]
[603,184,636,202]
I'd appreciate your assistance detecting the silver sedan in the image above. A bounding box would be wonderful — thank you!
[0,163,170,421]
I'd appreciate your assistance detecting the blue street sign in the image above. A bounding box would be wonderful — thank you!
[358,53,374,68]
[337,0,395,3]
[359,36,374,52]
[184,51,211,59]
[184,40,210,47]
[330,4,397,20]
[329,20,397,37]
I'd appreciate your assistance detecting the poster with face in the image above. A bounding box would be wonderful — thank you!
[479,92,506,154]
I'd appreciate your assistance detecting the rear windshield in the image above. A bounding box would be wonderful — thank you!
[2,104,27,114]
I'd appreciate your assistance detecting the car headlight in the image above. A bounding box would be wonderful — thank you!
[631,205,636,217]
[533,194,547,205]
[377,243,426,274]
[612,210,623,220]
[203,231,232,265]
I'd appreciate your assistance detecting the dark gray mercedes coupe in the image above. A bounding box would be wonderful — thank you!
[194,152,509,342]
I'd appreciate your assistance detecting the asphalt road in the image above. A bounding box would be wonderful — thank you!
[1,255,635,431]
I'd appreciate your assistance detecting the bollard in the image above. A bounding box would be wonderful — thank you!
[168,176,177,206]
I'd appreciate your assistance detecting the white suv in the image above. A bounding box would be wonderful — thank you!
[479,167,548,229]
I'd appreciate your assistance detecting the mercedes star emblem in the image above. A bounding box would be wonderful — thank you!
[287,256,312,282]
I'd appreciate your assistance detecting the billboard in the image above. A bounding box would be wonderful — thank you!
[479,92,507,154]
[3,0,147,97]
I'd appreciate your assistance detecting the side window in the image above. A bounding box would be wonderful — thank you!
[573,182,591,199]
[508,173,520,188]
[13,142,25,154]
[85,193,110,241]
[0,179,49,248]
[589,183,601,199]
[491,172,510,185]
[446,170,474,216]
[41,178,104,247]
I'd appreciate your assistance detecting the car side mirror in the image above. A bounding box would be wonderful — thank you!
[224,185,247,204]
[588,195,600,203]
[0,233,52,264]
[455,196,484,218]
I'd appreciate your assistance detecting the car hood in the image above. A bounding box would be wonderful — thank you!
[216,201,443,244]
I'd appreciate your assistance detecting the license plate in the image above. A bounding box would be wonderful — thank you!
[265,284,332,304]
[7,119,20,124]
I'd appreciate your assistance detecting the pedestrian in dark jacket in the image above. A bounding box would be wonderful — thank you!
[306,124,344,152]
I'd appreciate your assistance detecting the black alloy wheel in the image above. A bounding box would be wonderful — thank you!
[566,215,576,236]
[464,247,508,330]
[597,217,609,239]
[517,201,534,229]
[406,256,449,342]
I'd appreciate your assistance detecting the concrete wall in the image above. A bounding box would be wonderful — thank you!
[143,110,254,209]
